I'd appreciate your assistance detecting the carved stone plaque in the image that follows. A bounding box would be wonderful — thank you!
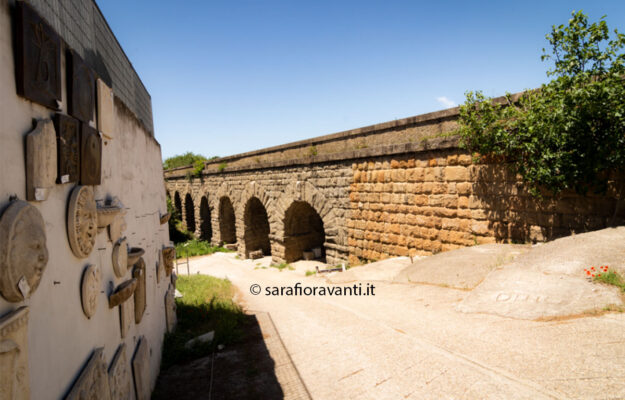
[132,337,150,400]
[66,347,111,400]
[132,258,146,324]
[97,79,114,137]
[164,283,177,333]
[109,278,137,309]
[108,215,127,243]
[81,124,102,185]
[119,296,133,339]
[162,246,175,277]
[67,186,97,258]
[108,344,132,400]
[0,307,30,400]
[26,119,57,201]
[15,1,62,109]
[159,212,170,225]
[0,200,48,302]
[81,264,100,319]
[54,113,80,183]
[155,249,164,284]
[68,50,95,123]
[112,238,128,278]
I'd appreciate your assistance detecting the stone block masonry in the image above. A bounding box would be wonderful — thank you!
[165,107,624,266]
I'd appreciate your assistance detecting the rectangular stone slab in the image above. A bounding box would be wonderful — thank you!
[132,337,150,400]
[108,344,133,400]
[80,124,102,185]
[15,1,62,110]
[164,283,177,333]
[66,347,111,400]
[26,119,57,201]
[68,50,95,123]
[97,79,115,137]
[54,113,80,183]
[0,307,30,400]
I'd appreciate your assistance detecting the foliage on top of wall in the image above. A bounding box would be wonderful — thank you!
[163,152,210,170]
[458,11,625,196]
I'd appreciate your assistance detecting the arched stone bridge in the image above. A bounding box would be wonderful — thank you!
[164,107,624,265]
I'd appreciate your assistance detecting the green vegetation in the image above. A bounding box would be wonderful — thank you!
[175,239,232,259]
[270,262,293,271]
[167,197,193,243]
[163,152,210,170]
[595,270,625,292]
[459,11,625,196]
[309,145,318,156]
[218,162,227,172]
[160,275,245,369]
[305,269,316,276]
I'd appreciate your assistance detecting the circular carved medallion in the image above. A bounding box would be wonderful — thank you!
[81,264,100,318]
[112,238,128,278]
[67,185,97,258]
[0,200,49,302]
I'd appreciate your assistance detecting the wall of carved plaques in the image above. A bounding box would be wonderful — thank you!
[0,0,172,398]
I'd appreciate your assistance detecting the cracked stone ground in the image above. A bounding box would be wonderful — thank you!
[180,252,625,400]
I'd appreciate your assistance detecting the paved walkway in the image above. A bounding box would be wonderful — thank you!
[184,253,625,400]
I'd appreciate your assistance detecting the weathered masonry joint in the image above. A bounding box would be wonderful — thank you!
[165,107,624,266]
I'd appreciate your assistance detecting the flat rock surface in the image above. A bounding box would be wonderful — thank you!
[394,244,528,289]
[327,257,415,284]
[459,227,625,319]
[180,251,625,399]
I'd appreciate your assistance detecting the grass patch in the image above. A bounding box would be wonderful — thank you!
[594,271,625,292]
[305,270,316,276]
[161,275,245,370]
[270,262,293,271]
[175,239,232,259]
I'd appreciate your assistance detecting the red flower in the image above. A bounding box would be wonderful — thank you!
[591,267,595,271]
[587,271,591,275]
[592,274,595,277]
[598,274,602,277]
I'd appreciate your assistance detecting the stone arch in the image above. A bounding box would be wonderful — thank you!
[184,193,196,234]
[243,197,271,258]
[274,181,344,264]
[211,182,238,246]
[173,191,182,220]
[283,201,325,262]
[199,195,212,241]
[218,197,237,244]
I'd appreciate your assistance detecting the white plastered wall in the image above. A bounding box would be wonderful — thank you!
[0,0,170,398]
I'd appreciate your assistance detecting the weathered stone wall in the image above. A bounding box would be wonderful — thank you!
[165,117,624,267]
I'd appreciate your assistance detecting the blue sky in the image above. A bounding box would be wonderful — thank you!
[96,1,625,160]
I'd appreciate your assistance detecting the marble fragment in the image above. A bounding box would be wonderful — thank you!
[65,347,111,400]
[0,307,30,400]
[26,119,57,201]
[131,337,150,400]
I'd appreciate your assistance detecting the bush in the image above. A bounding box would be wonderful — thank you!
[175,239,233,259]
[459,11,625,196]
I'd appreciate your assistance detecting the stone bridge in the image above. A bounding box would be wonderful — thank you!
[164,107,624,265]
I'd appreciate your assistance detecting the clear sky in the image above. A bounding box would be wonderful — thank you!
[95,1,625,160]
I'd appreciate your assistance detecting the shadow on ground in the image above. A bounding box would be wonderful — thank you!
[152,313,284,400]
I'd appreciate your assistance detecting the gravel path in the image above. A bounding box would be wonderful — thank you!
[183,252,625,400]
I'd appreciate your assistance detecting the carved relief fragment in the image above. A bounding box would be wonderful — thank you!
[108,344,132,400]
[68,50,95,123]
[65,347,111,400]
[0,200,48,302]
[109,278,137,309]
[67,186,97,258]
[81,264,100,319]
[156,250,165,283]
[54,114,80,184]
[131,337,150,400]
[112,238,128,278]
[97,198,123,229]
[159,212,170,225]
[127,247,145,269]
[0,307,30,400]
[26,119,57,201]
[97,79,114,137]
[119,296,133,339]
[133,258,146,324]
[80,124,102,185]
[165,283,177,333]
[15,1,62,109]
[162,246,175,277]
[108,215,127,243]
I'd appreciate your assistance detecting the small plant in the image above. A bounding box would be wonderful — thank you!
[192,159,204,178]
[218,162,227,172]
[174,239,232,259]
[587,266,625,292]
[270,262,291,271]
[308,145,318,156]
[305,270,316,276]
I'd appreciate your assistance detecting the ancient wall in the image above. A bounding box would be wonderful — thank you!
[0,1,170,399]
[165,113,624,267]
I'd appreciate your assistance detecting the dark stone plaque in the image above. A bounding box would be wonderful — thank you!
[68,50,95,123]
[80,124,102,185]
[54,114,80,183]
[15,1,62,109]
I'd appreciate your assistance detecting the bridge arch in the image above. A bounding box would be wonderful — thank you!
[173,191,182,220]
[184,193,196,234]
[236,182,277,258]
[199,195,212,241]
[212,182,238,246]
[275,181,342,264]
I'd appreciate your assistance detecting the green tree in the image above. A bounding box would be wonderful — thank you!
[459,11,625,196]
[163,152,209,170]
